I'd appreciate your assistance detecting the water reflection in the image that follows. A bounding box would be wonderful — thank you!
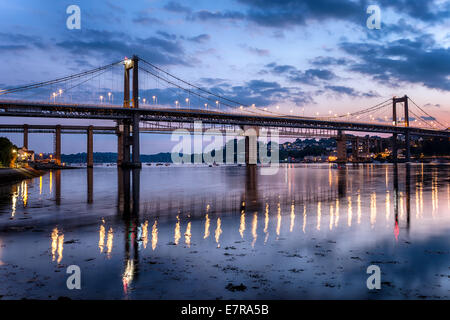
[50,228,64,263]
[1,163,449,299]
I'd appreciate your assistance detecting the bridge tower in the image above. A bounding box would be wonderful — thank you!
[392,95,410,162]
[118,56,141,168]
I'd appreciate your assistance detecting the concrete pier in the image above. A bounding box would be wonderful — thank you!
[336,131,347,163]
[87,125,94,168]
[55,125,61,165]
[23,124,28,149]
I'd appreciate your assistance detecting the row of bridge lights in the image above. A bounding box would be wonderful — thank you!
[49,89,440,128]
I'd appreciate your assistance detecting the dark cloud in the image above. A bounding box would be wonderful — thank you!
[339,34,450,91]
[265,62,336,85]
[138,77,311,108]
[132,16,162,25]
[310,56,353,66]
[324,85,378,98]
[160,78,312,107]
[181,0,448,32]
[156,31,178,41]
[376,0,450,23]
[189,10,246,21]
[238,0,366,28]
[164,1,192,14]
[187,34,211,43]
[56,29,188,66]
[0,32,46,53]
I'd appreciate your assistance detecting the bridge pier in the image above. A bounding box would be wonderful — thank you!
[392,133,398,163]
[117,124,123,166]
[336,131,347,163]
[363,138,370,155]
[87,125,94,167]
[351,137,359,162]
[243,126,258,166]
[23,124,28,149]
[55,125,61,165]
[405,131,411,162]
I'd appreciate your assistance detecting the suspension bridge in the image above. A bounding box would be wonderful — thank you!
[0,55,448,167]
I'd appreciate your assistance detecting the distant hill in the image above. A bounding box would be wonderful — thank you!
[61,152,173,163]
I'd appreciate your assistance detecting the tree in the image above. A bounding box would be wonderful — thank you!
[0,137,17,167]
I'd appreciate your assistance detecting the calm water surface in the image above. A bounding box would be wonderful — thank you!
[0,164,449,299]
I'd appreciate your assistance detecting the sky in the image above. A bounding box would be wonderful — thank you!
[0,0,449,154]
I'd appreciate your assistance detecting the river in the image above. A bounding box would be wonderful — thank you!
[0,163,449,299]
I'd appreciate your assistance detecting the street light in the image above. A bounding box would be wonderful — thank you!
[185,98,190,108]
[175,100,179,108]
[100,95,104,104]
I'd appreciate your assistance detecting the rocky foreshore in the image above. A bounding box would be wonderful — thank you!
[0,167,45,185]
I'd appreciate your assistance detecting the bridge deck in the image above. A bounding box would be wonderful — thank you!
[0,100,448,137]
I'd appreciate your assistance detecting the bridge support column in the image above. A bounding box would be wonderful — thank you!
[243,126,258,166]
[352,137,359,162]
[117,124,123,166]
[122,121,131,165]
[336,131,347,163]
[405,131,411,162]
[55,125,61,165]
[392,133,398,163]
[87,125,94,168]
[23,124,28,149]
[363,138,370,156]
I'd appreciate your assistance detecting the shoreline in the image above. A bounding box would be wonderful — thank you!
[0,167,45,185]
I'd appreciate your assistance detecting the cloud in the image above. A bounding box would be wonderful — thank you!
[132,16,162,25]
[189,10,246,21]
[143,77,313,108]
[324,85,379,97]
[339,34,450,91]
[164,1,192,14]
[187,34,211,43]
[182,0,448,31]
[264,62,336,85]
[0,32,46,53]
[375,0,450,23]
[310,56,353,66]
[238,0,365,28]
[56,29,188,66]
[241,45,270,56]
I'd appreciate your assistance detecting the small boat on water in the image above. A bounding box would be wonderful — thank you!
[331,163,346,169]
